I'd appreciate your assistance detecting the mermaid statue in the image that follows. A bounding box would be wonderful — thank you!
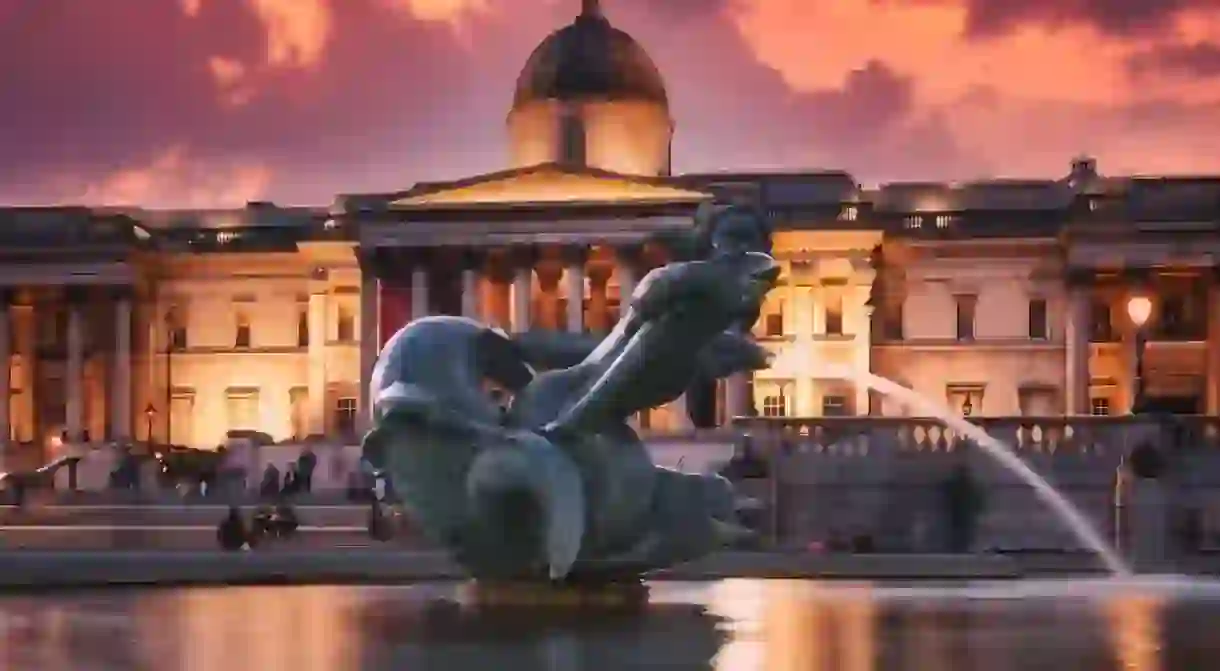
[362,203,777,582]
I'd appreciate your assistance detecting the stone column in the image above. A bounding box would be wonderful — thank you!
[587,266,611,332]
[483,251,513,330]
[1207,280,1220,414]
[1064,285,1092,415]
[410,264,429,321]
[65,288,85,443]
[511,250,534,332]
[12,299,33,444]
[615,245,641,308]
[0,290,10,447]
[307,286,328,436]
[564,248,586,333]
[854,281,874,416]
[111,288,133,440]
[357,255,380,434]
[536,261,563,331]
[461,251,482,320]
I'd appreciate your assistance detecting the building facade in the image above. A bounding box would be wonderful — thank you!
[2,1,1220,460]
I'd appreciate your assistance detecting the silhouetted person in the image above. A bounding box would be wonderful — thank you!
[942,464,985,554]
[258,463,281,501]
[368,501,393,542]
[217,505,249,551]
[282,463,300,497]
[296,447,317,494]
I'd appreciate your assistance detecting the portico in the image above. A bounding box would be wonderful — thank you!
[348,162,748,433]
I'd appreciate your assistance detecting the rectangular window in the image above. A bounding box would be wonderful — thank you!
[337,307,355,342]
[824,294,844,335]
[1091,397,1111,416]
[763,313,784,337]
[235,312,251,348]
[169,388,195,447]
[955,295,977,341]
[1028,298,1048,340]
[821,395,848,417]
[335,397,358,436]
[1089,300,1113,342]
[225,387,259,432]
[761,394,787,418]
[167,307,188,351]
[297,310,309,348]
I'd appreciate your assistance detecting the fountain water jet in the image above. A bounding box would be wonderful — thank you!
[841,367,1130,575]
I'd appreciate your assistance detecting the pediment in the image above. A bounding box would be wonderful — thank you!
[390,164,711,209]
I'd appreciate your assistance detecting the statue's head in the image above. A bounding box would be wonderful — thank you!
[694,202,773,257]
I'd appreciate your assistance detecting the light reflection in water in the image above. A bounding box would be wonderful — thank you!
[0,580,1205,671]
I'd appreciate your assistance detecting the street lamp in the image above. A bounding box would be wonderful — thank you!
[962,395,974,417]
[144,403,157,448]
[1126,296,1152,414]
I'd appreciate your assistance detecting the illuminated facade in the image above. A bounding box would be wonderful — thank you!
[2,2,1220,461]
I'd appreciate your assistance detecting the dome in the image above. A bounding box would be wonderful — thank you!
[511,1,668,110]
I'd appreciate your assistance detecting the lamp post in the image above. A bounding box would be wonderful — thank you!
[144,403,157,451]
[1126,296,1152,414]
[962,395,974,417]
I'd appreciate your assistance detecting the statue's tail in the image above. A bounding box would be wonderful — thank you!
[466,437,586,580]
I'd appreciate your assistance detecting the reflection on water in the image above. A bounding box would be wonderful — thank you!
[0,579,1218,670]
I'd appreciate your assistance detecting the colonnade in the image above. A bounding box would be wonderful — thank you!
[357,243,755,432]
[0,287,134,447]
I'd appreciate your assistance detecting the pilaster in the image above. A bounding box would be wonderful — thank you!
[307,282,328,436]
[357,250,380,434]
[64,287,87,443]
[111,287,134,440]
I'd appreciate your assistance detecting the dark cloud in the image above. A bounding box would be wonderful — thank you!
[878,0,1220,39]
[1128,42,1220,79]
[0,0,964,204]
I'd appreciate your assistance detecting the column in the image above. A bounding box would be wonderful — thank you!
[1064,285,1092,415]
[0,290,10,447]
[65,288,85,443]
[511,251,533,332]
[615,245,640,307]
[410,264,429,321]
[307,287,328,436]
[536,262,563,330]
[13,300,33,443]
[461,251,482,320]
[587,267,611,332]
[111,289,133,440]
[357,255,380,434]
[564,248,586,333]
[724,373,750,421]
[1207,280,1220,414]
[854,282,874,416]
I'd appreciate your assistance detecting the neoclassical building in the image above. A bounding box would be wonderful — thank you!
[2,1,1219,459]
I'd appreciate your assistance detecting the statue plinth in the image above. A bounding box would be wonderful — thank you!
[457,579,650,610]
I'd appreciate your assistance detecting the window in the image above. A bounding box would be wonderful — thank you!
[335,397,358,436]
[947,386,983,416]
[824,294,844,335]
[169,388,195,447]
[297,310,309,347]
[761,394,787,418]
[1028,298,1048,339]
[1089,300,1113,342]
[955,295,976,341]
[883,302,904,340]
[904,216,922,229]
[225,387,259,432]
[1091,397,1111,416]
[289,387,308,440]
[337,307,355,342]
[821,395,848,417]
[935,215,954,229]
[235,312,251,348]
[167,307,188,351]
[839,206,858,222]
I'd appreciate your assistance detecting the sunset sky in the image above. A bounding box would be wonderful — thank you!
[3,0,1220,207]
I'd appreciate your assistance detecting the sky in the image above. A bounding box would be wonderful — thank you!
[2,0,1220,208]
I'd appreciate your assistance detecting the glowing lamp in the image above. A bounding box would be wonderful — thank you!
[1126,296,1152,328]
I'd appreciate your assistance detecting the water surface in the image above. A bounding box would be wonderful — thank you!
[1,578,1217,670]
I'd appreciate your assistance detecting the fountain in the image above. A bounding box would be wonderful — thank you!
[363,203,778,588]
[817,363,1131,575]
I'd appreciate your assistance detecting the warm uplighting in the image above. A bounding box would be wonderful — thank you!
[1126,296,1153,328]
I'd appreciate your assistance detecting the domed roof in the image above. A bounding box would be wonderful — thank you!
[512,1,668,110]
